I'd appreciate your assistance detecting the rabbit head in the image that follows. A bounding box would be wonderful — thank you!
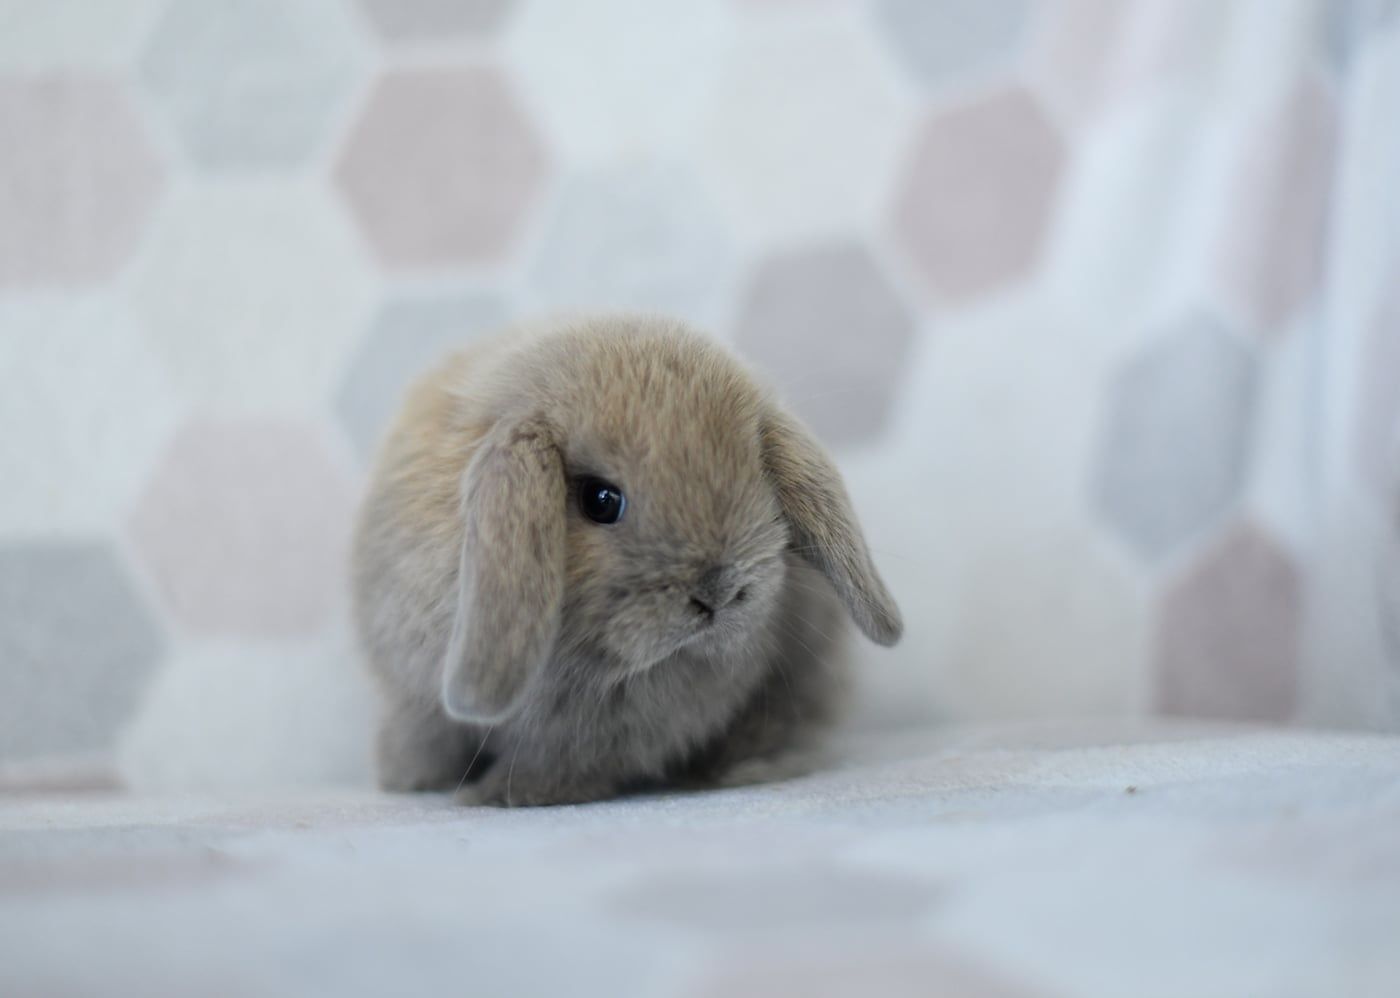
[441,317,902,724]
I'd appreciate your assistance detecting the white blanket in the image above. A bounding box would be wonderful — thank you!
[3,720,1397,998]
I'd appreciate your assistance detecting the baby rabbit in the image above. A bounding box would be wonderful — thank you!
[352,315,901,806]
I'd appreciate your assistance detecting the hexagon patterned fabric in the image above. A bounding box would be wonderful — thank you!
[0,0,1397,787]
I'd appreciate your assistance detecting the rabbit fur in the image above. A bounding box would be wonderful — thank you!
[352,315,901,806]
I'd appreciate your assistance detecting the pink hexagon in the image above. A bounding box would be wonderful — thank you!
[1154,524,1301,722]
[335,68,547,267]
[1354,275,1400,498]
[0,75,163,287]
[1216,73,1338,332]
[688,942,1046,998]
[892,86,1066,301]
[1030,0,1198,125]
[127,419,355,636]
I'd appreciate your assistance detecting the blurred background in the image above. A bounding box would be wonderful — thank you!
[0,0,1397,789]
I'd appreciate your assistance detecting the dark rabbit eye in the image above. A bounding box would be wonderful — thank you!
[577,476,626,525]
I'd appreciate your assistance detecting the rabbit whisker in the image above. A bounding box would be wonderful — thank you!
[456,724,495,795]
[786,542,916,567]
[785,570,890,619]
[505,737,522,808]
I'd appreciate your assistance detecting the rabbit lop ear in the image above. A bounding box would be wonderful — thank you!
[441,417,566,723]
[761,406,903,646]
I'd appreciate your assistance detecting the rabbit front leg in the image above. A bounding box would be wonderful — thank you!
[376,695,493,792]
[454,755,622,807]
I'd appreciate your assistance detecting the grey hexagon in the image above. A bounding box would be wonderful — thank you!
[1320,0,1400,73]
[335,294,508,461]
[140,0,361,168]
[526,163,734,328]
[0,541,165,759]
[733,243,916,448]
[1353,277,1400,499]
[1092,314,1259,561]
[874,0,1031,89]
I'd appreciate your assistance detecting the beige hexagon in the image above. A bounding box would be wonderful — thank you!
[335,67,547,267]
[1216,73,1338,332]
[1155,523,1301,721]
[0,75,163,287]
[892,87,1066,301]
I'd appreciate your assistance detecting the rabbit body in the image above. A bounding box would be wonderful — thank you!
[353,316,900,806]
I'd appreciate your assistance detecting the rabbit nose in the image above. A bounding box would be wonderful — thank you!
[690,565,748,621]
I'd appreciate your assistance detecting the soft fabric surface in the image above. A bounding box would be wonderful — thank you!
[3,719,1397,998]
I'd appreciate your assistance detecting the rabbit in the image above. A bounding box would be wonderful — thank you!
[351,314,902,806]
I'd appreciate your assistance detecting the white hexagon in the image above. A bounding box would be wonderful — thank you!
[844,299,1149,726]
[701,10,910,246]
[140,0,366,169]
[936,524,1149,719]
[1041,89,1217,334]
[525,163,735,328]
[119,628,376,789]
[126,182,376,412]
[0,299,180,533]
[0,0,165,70]
[504,0,735,166]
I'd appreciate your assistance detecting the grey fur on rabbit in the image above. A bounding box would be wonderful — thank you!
[352,315,902,806]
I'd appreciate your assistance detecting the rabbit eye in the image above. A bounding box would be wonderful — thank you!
[577,476,626,525]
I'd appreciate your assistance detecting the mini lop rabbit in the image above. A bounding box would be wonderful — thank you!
[352,315,901,806]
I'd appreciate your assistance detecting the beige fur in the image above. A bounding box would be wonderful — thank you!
[352,315,901,805]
